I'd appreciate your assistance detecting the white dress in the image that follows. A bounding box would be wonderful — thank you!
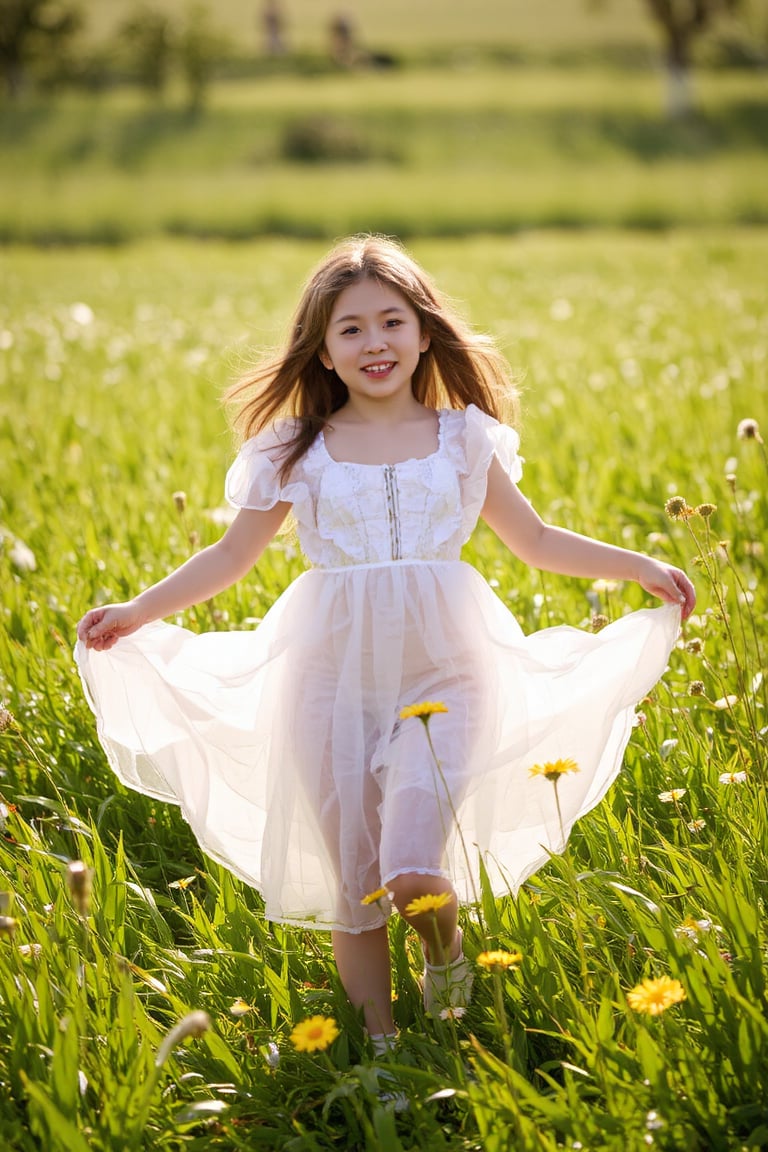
[75,405,680,933]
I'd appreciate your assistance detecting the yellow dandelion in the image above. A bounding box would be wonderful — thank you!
[361,886,392,906]
[399,701,449,721]
[404,892,454,917]
[627,975,686,1016]
[528,758,580,781]
[477,950,523,972]
[290,1015,340,1053]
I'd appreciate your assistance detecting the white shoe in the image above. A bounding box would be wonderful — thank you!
[422,931,474,1015]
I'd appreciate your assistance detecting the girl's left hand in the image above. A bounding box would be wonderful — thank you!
[637,558,696,620]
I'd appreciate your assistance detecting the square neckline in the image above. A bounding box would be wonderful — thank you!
[317,408,447,469]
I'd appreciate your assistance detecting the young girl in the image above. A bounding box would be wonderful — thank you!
[76,235,695,1049]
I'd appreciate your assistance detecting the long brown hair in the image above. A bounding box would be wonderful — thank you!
[224,234,519,480]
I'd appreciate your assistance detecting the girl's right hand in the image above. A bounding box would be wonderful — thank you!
[77,602,146,651]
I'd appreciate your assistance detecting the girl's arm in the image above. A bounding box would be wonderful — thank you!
[77,502,291,651]
[481,458,696,618]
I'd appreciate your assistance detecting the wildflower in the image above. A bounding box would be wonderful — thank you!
[590,613,609,633]
[695,503,716,519]
[66,861,92,917]
[17,942,42,959]
[173,490,188,513]
[675,916,718,941]
[685,638,703,654]
[399,701,448,721]
[290,1015,340,1053]
[658,789,686,803]
[361,886,393,907]
[0,916,18,937]
[719,770,747,784]
[688,681,706,696]
[9,540,36,572]
[687,818,706,832]
[664,496,694,520]
[439,1005,467,1021]
[724,472,737,490]
[737,418,762,443]
[0,708,13,732]
[634,711,647,728]
[714,695,738,710]
[528,758,579,781]
[155,1010,211,1068]
[627,975,686,1016]
[404,892,453,917]
[169,876,196,890]
[477,950,523,972]
[229,998,253,1017]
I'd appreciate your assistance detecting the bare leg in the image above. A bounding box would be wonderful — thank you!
[332,925,394,1035]
[388,873,460,964]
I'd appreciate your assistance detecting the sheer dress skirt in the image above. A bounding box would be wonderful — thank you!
[75,558,680,933]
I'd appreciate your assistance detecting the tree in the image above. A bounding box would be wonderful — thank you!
[590,0,746,115]
[0,0,81,97]
[645,0,742,114]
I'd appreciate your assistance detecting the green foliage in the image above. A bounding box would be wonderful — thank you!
[0,231,767,1148]
[1,64,767,242]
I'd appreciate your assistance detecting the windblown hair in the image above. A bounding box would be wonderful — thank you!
[224,234,520,480]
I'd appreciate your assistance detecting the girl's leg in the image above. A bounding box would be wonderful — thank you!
[332,925,395,1036]
[388,873,460,963]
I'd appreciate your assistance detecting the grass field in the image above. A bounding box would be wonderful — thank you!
[1,229,767,1149]
[3,63,767,243]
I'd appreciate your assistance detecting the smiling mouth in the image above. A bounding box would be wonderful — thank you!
[362,362,395,376]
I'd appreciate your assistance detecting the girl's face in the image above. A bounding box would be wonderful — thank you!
[320,277,430,408]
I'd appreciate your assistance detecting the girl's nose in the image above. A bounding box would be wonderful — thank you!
[364,329,387,353]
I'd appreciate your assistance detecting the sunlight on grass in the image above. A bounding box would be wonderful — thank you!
[0,231,766,1148]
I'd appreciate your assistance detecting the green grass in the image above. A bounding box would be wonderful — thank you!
[2,65,767,242]
[1,229,767,1149]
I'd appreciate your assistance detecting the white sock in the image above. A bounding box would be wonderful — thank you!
[369,1031,397,1057]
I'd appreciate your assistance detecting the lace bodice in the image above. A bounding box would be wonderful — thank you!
[225,404,523,569]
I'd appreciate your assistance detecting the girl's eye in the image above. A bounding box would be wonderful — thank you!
[340,326,359,336]
[385,319,402,328]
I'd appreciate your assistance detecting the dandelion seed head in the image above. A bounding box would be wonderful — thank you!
[172,491,187,513]
[737,417,762,443]
[695,503,716,519]
[688,681,706,697]
[664,496,694,520]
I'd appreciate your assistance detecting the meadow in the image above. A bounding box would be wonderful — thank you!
[0,228,766,1150]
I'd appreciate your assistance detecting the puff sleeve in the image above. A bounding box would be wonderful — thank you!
[455,404,524,540]
[225,422,307,511]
